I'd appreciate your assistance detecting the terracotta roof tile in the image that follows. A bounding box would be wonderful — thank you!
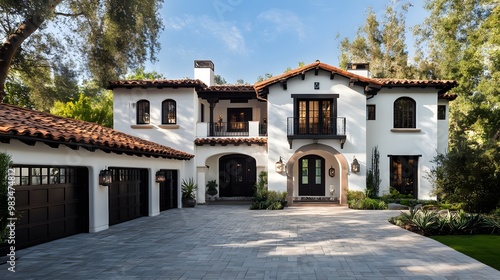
[254,60,380,92]
[0,103,194,160]
[198,85,255,93]
[376,79,457,87]
[194,137,267,146]
[108,79,206,89]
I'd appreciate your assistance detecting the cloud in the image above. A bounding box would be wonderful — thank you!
[165,14,196,30]
[199,17,248,55]
[257,9,305,40]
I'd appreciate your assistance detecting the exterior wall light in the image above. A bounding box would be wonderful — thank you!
[351,157,360,173]
[99,169,112,186]
[275,157,286,174]
[329,166,335,177]
[155,170,166,183]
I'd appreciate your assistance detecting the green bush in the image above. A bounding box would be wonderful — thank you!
[0,152,13,243]
[389,209,499,236]
[348,198,387,210]
[250,171,287,210]
[347,190,365,202]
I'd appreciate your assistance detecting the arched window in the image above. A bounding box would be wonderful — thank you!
[136,100,150,124]
[394,97,416,128]
[162,99,176,124]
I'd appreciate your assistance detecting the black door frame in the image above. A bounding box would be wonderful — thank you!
[159,169,178,211]
[298,155,326,196]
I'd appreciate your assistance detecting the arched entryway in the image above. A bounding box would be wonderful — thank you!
[286,143,349,204]
[218,154,256,197]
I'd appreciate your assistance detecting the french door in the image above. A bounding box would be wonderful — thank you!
[298,155,325,196]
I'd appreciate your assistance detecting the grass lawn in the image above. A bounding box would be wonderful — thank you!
[431,235,500,271]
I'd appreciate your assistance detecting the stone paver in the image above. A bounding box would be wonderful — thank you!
[1,205,499,279]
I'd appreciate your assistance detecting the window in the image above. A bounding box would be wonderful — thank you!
[367,105,376,120]
[162,99,176,124]
[394,97,416,128]
[136,100,150,124]
[438,105,446,120]
[390,156,419,199]
[297,99,333,135]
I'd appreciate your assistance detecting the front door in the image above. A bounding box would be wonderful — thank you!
[219,154,256,197]
[159,170,178,211]
[299,155,325,196]
[390,156,418,199]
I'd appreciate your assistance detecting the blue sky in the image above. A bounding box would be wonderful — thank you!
[147,0,427,84]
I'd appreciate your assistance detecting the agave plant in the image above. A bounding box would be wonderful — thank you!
[411,210,438,235]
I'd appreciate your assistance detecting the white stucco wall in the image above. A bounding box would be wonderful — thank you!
[366,88,441,199]
[1,140,188,233]
[266,71,367,195]
[113,87,198,154]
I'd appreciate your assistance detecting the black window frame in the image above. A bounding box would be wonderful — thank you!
[437,105,446,120]
[367,104,376,120]
[393,97,416,128]
[162,99,177,124]
[136,100,150,124]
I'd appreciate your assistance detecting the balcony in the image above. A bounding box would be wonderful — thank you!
[287,117,346,139]
[196,121,267,137]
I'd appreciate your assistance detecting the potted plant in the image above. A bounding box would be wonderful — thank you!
[181,178,197,207]
[206,180,218,201]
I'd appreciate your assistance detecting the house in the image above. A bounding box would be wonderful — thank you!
[0,103,193,249]
[110,60,457,205]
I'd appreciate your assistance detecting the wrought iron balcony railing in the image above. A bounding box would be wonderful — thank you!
[287,117,346,138]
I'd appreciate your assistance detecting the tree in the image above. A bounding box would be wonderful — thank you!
[50,90,113,127]
[0,0,164,101]
[366,146,381,198]
[214,74,227,85]
[256,73,273,83]
[284,62,305,73]
[338,2,412,78]
[124,67,164,80]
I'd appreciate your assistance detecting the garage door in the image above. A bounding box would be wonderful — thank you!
[11,166,89,250]
[108,168,148,226]
[159,170,178,211]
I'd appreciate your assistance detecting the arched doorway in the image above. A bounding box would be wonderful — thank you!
[219,154,256,197]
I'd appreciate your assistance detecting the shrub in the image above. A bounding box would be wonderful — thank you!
[347,190,365,202]
[250,171,287,210]
[348,198,387,210]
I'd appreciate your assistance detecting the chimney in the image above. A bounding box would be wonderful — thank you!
[347,63,370,78]
[194,60,215,86]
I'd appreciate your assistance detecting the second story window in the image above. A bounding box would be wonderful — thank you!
[162,99,176,124]
[137,100,150,124]
[394,97,416,128]
[367,105,376,120]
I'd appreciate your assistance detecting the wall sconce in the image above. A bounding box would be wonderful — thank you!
[351,157,360,173]
[329,166,335,177]
[275,156,286,174]
[339,138,346,149]
[155,170,166,183]
[99,169,112,186]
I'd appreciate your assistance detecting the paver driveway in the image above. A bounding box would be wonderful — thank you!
[1,205,499,279]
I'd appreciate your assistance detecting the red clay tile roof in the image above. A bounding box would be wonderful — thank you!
[254,60,381,92]
[194,137,267,146]
[108,79,206,89]
[0,103,194,160]
[376,79,457,87]
[198,85,255,93]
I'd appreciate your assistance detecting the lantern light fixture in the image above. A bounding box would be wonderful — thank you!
[351,157,360,173]
[99,168,112,186]
[155,170,166,183]
[275,156,286,174]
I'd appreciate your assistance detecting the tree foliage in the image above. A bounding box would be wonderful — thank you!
[366,146,381,198]
[0,0,164,104]
[339,2,412,78]
[50,89,113,127]
[214,74,227,85]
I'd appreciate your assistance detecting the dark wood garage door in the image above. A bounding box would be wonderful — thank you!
[10,166,89,250]
[108,168,148,226]
[159,170,178,211]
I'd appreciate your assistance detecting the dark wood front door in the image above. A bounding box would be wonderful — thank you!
[299,155,325,196]
[9,166,89,250]
[108,168,148,226]
[219,155,256,197]
[159,170,178,211]
[390,156,419,199]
